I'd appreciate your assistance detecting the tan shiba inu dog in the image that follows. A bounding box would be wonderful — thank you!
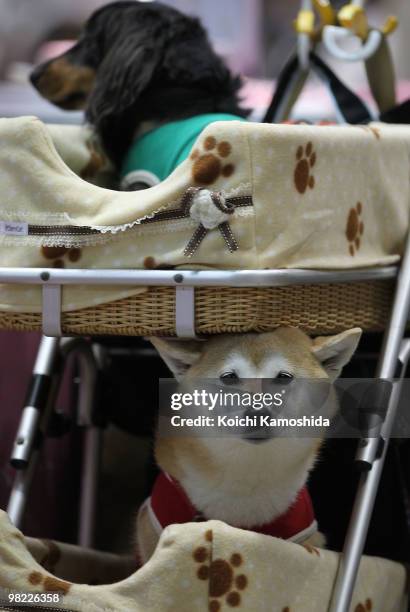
[137,327,361,563]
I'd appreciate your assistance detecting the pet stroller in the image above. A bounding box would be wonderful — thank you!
[0,2,409,610]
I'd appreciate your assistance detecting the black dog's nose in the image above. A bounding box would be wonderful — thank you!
[30,64,45,87]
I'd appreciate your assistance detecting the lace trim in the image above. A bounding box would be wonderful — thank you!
[84,182,252,234]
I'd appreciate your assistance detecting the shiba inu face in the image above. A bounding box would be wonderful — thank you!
[152,328,361,470]
[150,327,361,382]
[137,327,361,557]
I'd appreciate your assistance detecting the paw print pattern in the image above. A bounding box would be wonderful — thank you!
[354,598,373,612]
[301,543,320,556]
[191,136,235,186]
[346,202,364,256]
[193,530,248,610]
[28,571,71,594]
[294,142,316,194]
[358,126,381,140]
[143,256,176,270]
[80,139,109,180]
[41,246,82,268]
[40,540,62,573]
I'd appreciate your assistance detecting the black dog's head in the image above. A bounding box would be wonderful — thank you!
[31,1,245,167]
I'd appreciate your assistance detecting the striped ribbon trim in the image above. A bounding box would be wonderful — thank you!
[19,188,252,256]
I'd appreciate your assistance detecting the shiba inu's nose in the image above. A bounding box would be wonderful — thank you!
[242,407,272,444]
[242,380,264,394]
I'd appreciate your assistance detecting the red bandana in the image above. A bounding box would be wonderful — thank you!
[149,471,316,541]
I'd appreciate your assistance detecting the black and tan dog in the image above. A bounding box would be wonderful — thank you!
[30,1,247,182]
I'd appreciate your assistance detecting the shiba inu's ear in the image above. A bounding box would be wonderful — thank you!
[148,338,204,379]
[312,328,362,379]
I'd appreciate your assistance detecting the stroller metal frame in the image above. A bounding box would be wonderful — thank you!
[0,257,408,612]
[0,265,398,337]
[7,335,102,548]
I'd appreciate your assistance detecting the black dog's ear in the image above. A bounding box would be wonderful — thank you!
[87,32,164,127]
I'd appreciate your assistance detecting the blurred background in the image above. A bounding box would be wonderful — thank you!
[1,0,409,123]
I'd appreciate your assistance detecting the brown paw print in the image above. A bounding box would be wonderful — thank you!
[191,136,235,186]
[358,126,380,140]
[301,543,320,556]
[346,202,364,256]
[41,246,82,268]
[80,139,109,180]
[143,256,176,271]
[193,531,248,610]
[294,141,316,194]
[28,571,71,594]
[40,540,61,573]
[354,598,372,612]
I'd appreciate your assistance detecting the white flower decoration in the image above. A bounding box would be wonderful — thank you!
[189,189,230,230]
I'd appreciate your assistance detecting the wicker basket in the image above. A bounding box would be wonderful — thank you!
[0,278,394,336]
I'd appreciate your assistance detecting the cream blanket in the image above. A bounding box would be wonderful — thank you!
[0,117,409,312]
[0,511,407,612]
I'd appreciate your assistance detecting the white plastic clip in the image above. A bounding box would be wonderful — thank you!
[322,25,382,61]
[323,1,397,63]
[42,284,62,337]
[175,286,197,339]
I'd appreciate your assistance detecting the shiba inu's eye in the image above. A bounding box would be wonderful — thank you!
[220,371,239,384]
[274,371,293,383]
